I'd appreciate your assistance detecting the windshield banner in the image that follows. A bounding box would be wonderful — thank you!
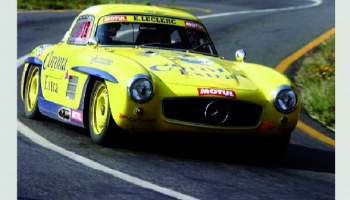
[99,15,206,31]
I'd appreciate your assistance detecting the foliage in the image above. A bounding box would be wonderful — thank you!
[294,35,335,129]
[17,0,152,10]
[17,0,189,12]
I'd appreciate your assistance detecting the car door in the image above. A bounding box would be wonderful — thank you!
[40,46,70,105]
[40,15,95,108]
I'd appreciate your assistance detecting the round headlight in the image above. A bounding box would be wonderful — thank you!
[273,85,298,113]
[128,75,154,103]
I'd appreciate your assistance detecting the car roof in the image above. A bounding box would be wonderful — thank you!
[80,4,201,22]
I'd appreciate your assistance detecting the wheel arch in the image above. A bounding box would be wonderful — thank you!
[72,66,118,83]
[22,64,42,119]
[240,63,297,98]
[82,75,99,129]
[21,58,43,102]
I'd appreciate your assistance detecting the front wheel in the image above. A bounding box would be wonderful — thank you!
[261,133,291,160]
[88,80,114,145]
[24,65,41,119]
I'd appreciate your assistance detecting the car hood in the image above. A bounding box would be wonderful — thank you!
[114,48,258,91]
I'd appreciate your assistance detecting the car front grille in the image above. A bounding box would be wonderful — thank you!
[163,98,263,127]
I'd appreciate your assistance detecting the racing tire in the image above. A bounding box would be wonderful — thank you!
[24,65,41,119]
[88,80,114,145]
[261,133,291,160]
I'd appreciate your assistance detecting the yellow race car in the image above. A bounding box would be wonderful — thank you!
[21,4,301,155]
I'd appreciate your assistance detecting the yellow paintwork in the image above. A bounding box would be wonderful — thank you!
[80,4,199,21]
[21,4,301,137]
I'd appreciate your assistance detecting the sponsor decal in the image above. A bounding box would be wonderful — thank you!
[90,55,113,66]
[133,16,176,25]
[119,113,128,119]
[144,10,165,15]
[197,88,236,99]
[58,107,70,121]
[149,64,246,80]
[259,121,276,131]
[65,70,69,80]
[180,57,212,65]
[71,109,83,123]
[44,76,58,93]
[43,51,68,71]
[119,113,156,123]
[35,44,51,57]
[185,21,204,31]
[150,64,224,73]
[103,15,127,22]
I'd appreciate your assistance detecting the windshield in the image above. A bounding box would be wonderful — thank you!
[95,16,218,56]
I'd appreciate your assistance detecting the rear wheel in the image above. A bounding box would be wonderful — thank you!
[88,80,114,144]
[24,65,41,119]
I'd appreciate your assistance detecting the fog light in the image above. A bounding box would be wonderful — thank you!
[136,107,144,115]
[280,117,288,124]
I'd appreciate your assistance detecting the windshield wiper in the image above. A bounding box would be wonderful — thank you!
[140,42,173,47]
[186,42,213,53]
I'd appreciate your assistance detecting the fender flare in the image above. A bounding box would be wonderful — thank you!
[25,56,43,66]
[72,66,118,83]
[21,57,43,101]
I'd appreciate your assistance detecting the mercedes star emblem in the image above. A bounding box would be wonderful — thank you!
[204,101,229,124]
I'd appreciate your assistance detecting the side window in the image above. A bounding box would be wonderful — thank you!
[67,15,94,45]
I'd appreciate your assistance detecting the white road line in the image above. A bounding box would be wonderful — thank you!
[17,54,29,68]
[17,48,198,200]
[197,0,322,19]
[17,120,199,200]
[16,0,323,69]
[17,0,323,198]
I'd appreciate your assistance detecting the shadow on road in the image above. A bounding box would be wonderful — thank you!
[282,144,335,173]
[105,132,335,174]
[18,114,334,175]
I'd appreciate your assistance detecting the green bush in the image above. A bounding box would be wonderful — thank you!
[18,0,103,10]
[18,0,180,10]
[294,35,335,129]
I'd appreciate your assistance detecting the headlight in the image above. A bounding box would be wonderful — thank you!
[273,85,298,113]
[128,75,154,103]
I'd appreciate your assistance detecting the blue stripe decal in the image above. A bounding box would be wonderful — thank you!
[25,57,43,66]
[72,66,117,83]
[38,97,85,128]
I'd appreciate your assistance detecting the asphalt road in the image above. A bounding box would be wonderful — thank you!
[17,0,335,199]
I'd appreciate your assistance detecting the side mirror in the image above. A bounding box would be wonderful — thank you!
[235,49,246,62]
[88,37,100,47]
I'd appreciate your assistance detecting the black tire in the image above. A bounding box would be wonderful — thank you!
[88,80,114,145]
[262,133,291,160]
[24,65,41,119]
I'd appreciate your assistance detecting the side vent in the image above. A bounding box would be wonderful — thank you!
[66,76,78,100]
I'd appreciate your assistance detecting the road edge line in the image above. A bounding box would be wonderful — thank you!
[17,120,199,200]
[297,121,335,146]
[275,28,335,146]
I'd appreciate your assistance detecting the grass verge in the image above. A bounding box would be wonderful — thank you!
[294,34,335,130]
[17,0,151,10]
[17,0,188,11]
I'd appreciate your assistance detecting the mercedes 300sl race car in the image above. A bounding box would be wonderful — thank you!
[21,4,301,155]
